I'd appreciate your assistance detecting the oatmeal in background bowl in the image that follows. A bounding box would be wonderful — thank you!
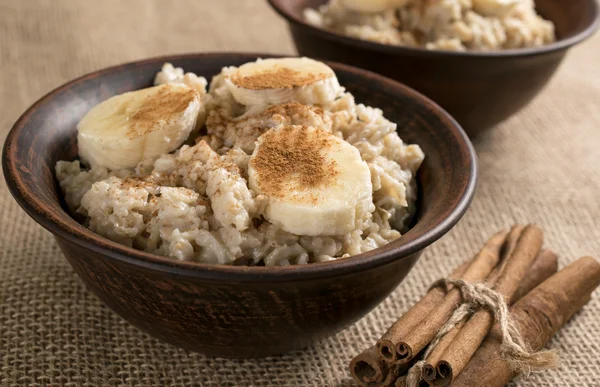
[55,57,424,266]
[304,0,555,51]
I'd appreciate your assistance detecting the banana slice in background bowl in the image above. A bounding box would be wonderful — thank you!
[472,0,522,17]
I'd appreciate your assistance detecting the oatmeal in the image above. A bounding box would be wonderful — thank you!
[303,0,555,51]
[55,57,424,266]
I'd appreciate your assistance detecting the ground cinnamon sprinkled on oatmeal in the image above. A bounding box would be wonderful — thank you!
[250,126,339,202]
[121,177,154,189]
[127,84,197,139]
[230,67,329,90]
[264,102,325,119]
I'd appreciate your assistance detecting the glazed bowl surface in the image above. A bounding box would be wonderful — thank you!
[3,53,476,357]
[269,0,600,137]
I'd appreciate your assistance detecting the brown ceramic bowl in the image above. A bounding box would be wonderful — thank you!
[268,0,600,137]
[3,53,476,357]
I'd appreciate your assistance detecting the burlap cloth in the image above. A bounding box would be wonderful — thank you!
[1,1,598,385]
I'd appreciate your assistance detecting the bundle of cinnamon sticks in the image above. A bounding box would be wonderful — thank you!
[350,224,600,387]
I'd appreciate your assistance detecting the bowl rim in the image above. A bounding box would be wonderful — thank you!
[268,0,600,58]
[3,52,477,282]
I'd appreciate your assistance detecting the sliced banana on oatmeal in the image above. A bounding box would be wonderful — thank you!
[248,125,373,236]
[341,0,409,13]
[472,0,522,16]
[225,57,341,107]
[77,83,200,170]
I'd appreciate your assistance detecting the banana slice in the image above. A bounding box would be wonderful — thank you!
[341,0,409,13]
[78,83,200,170]
[248,125,373,236]
[472,0,522,16]
[225,57,341,107]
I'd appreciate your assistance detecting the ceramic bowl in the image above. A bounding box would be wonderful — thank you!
[269,0,600,137]
[3,53,476,357]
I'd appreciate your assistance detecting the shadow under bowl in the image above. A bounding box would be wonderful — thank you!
[269,0,600,137]
[3,53,476,357]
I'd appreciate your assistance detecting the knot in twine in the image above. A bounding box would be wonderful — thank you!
[405,278,559,387]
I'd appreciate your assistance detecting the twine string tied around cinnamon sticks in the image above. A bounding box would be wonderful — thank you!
[405,278,559,387]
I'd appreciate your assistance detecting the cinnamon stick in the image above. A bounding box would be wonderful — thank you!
[391,230,509,364]
[376,260,471,363]
[452,256,600,387]
[422,247,557,385]
[487,225,525,284]
[431,224,544,385]
[350,346,391,387]
[421,319,465,384]
[502,225,525,259]
[512,249,558,301]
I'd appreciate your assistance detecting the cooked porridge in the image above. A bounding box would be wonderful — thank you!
[55,57,424,266]
[303,0,555,51]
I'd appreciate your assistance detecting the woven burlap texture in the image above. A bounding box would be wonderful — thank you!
[1,1,599,386]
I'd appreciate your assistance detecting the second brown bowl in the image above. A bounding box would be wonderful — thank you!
[269,0,600,137]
